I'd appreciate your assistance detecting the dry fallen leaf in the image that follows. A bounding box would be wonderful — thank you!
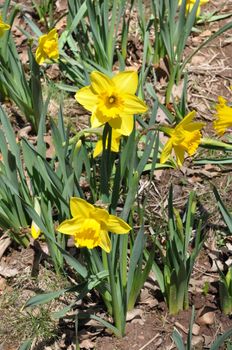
[191,55,206,66]
[0,264,18,278]
[56,0,67,12]
[198,311,215,325]
[174,321,188,334]
[192,323,200,336]
[0,277,7,291]
[0,234,11,260]
[79,339,95,349]
[191,335,204,347]
[200,29,212,37]
[126,308,143,321]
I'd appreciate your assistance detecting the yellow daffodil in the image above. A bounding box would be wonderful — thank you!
[93,129,122,158]
[160,111,205,166]
[31,198,41,239]
[35,28,59,65]
[178,0,209,17]
[57,198,131,253]
[75,71,148,136]
[31,221,41,239]
[213,96,232,136]
[0,15,10,37]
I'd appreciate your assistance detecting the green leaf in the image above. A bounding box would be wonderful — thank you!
[152,260,165,293]
[127,225,145,302]
[213,187,232,234]
[18,339,33,350]
[59,1,87,49]
[25,287,75,307]
[210,328,232,350]
[78,313,121,338]
[172,328,185,350]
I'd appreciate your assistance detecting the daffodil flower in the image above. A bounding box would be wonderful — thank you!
[178,0,209,17]
[31,198,41,239]
[57,198,131,253]
[0,15,10,37]
[75,71,148,136]
[35,28,59,65]
[213,96,232,136]
[93,129,122,158]
[160,111,205,166]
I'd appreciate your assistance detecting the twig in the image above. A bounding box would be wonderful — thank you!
[138,334,160,350]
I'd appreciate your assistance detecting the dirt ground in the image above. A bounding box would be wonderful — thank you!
[1,0,232,349]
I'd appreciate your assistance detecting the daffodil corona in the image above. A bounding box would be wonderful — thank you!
[35,28,59,65]
[178,0,209,17]
[213,96,232,136]
[75,71,148,136]
[57,198,131,253]
[160,111,205,166]
[0,15,10,37]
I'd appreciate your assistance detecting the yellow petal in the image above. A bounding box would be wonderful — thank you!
[0,21,10,37]
[177,111,196,128]
[185,122,205,132]
[35,48,46,65]
[112,71,138,94]
[92,207,109,226]
[93,130,121,157]
[90,71,114,94]
[57,217,82,235]
[70,197,93,218]
[47,28,58,40]
[173,146,185,166]
[31,222,41,239]
[160,139,173,164]
[123,94,148,115]
[99,230,111,253]
[109,115,134,136]
[93,139,103,158]
[75,86,98,112]
[111,130,121,152]
[91,113,105,128]
[213,97,232,135]
[107,215,131,234]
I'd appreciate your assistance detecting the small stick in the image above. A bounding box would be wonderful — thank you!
[138,334,160,350]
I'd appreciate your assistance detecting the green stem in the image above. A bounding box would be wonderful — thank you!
[107,253,124,337]
[165,69,176,105]
[121,235,128,291]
